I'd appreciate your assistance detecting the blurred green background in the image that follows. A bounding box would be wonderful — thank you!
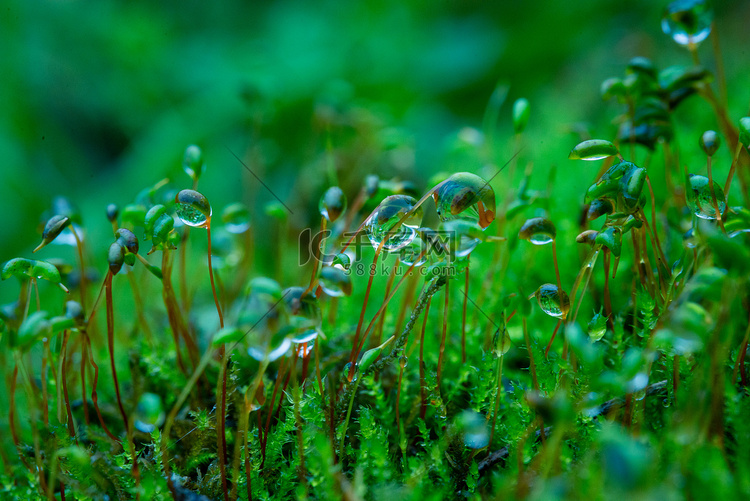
[1,0,748,302]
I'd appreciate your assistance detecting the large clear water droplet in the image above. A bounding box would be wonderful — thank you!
[432,172,496,229]
[518,217,556,245]
[319,187,347,223]
[318,265,352,297]
[530,284,570,319]
[365,195,423,251]
[661,0,712,46]
[134,393,165,433]
[175,189,211,228]
[687,174,726,220]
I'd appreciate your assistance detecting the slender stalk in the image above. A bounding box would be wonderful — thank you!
[339,378,360,466]
[59,331,77,441]
[437,279,450,389]
[347,242,384,378]
[105,273,129,430]
[161,251,188,374]
[69,225,88,312]
[303,217,327,297]
[374,257,399,348]
[706,156,726,233]
[216,345,229,501]
[206,223,225,329]
[291,367,308,495]
[545,320,563,358]
[523,318,539,391]
[461,258,469,363]
[602,250,614,331]
[41,338,50,426]
[84,331,119,442]
[724,142,744,203]
[419,298,432,420]
[734,314,750,386]
[489,351,505,448]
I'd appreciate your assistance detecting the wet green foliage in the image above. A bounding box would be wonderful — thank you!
[3,1,750,500]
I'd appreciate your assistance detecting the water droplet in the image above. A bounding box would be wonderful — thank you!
[530,284,570,319]
[183,144,205,182]
[294,340,314,357]
[134,393,165,433]
[687,174,726,220]
[319,187,347,223]
[682,229,697,249]
[518,217,556,245]
[433,172,496,229]
[568,139,619,161]
[441,219,483,258]
[343,362,359,383]
[318,266,352,297]
[175,189,212,228]
[492,327,512,357]
[221,203,251,234]
[459,410,489,449]
[331,252,352,270]
[248,335,291,363]
[398,236,428,267]
[399,355,408,369]
[283,286,322,343]
[662,0,712,46]
[699,130,720,157]
[365,195,423,251]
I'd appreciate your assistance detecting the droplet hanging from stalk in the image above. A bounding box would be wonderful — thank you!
[318,266,352,297]
[175,189,212,228]
[432,172,496,229]
[661,0,712,47]
[319,186,347,223]
[568,139,619,161]
[529,284,570,319]
[174,189,223,329]
[518,217,556,245]
[365,195,424,251]
[687,175,726,220]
